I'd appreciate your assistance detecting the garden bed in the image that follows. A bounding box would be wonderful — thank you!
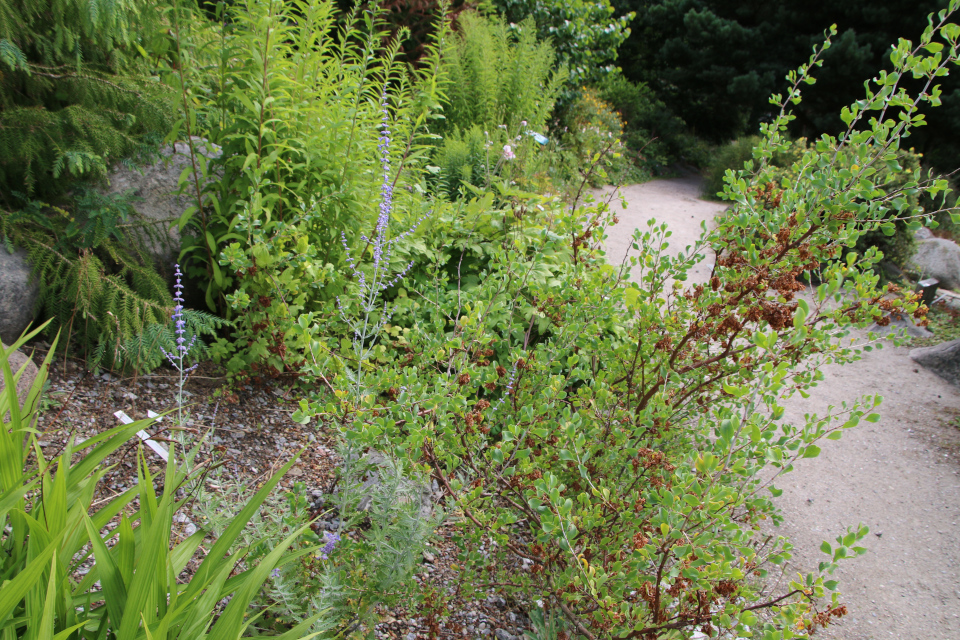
[31,347,536,639]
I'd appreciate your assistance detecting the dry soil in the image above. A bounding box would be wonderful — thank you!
[601,176,960,640]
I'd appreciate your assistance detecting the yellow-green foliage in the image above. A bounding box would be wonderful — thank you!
[0,0,174,200]
[442,12,564,133]
[561,87,635,185]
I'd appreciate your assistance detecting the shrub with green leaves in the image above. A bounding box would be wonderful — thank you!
[705,135,929,267]
[596,72,707,173]
[492,0,634,87]
[293,8,960,637]
[560,87,637,186]
[440,12,564,135]
[431,12,566,198]
[769,137,926,267]
[702,135,764,201]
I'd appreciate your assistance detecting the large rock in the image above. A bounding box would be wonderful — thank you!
[910,338,960,386]
[0,344,40,408]
[907,237,960,290]
[0,249,40,344]
[104,138,221,276]
[870,313,934,339]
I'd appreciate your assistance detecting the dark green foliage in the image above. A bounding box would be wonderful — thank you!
[0,0,175,200]
[0,189,188,371]
[376,0,472,65]
[616,0,783,141]
[596,72,707,171]
[614,0,960,173]
[116,308,227,371]
[702,136,762,200]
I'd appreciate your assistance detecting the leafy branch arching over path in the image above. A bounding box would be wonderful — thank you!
[602,177,960,640]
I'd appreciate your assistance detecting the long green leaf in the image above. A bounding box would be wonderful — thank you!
[51,622,86,640]
[208,521,315,640]
[116,514,136,588]
[273,612,333,640]
[115,467,175,639]
[170,530,205,576]
[82,515,127,627]
[36,557,57,640]
[68,420,153,482]
[0,533,61,628]
[159,549,240,640]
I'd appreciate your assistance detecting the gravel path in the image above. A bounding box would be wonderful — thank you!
[601,177,960,640]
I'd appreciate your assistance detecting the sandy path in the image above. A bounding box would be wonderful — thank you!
[602,178,960,640]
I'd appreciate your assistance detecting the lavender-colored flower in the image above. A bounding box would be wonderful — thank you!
[271,568,281,579]
[492,361,519,412]
[159,264,199,423]
[160,264,197,366]
[502,144,515,161]
[320,531,340,560]
[338,90,431,398]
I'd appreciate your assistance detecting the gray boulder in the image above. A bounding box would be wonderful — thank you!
[907,237,960,290]
[0,249,40,344]
[910,338,960,386]
[104,138,221,274]
[870,313,934,339]
[0,344,40,407]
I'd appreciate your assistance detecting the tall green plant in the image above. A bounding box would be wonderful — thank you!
[166,0,445,375]
[1,191,171,371]
[491,0,634,87]
[441,12,564,134]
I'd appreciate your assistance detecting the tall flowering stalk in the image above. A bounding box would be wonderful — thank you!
[339,91,423,398]
[161,264,198,424]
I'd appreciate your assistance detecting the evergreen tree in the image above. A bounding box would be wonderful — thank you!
[613,0,960,172]
[0,0,175,202]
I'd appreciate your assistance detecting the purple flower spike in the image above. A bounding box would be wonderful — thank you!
[320,531,341,560]
[165,264,198,423]
[339,89,433,395]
